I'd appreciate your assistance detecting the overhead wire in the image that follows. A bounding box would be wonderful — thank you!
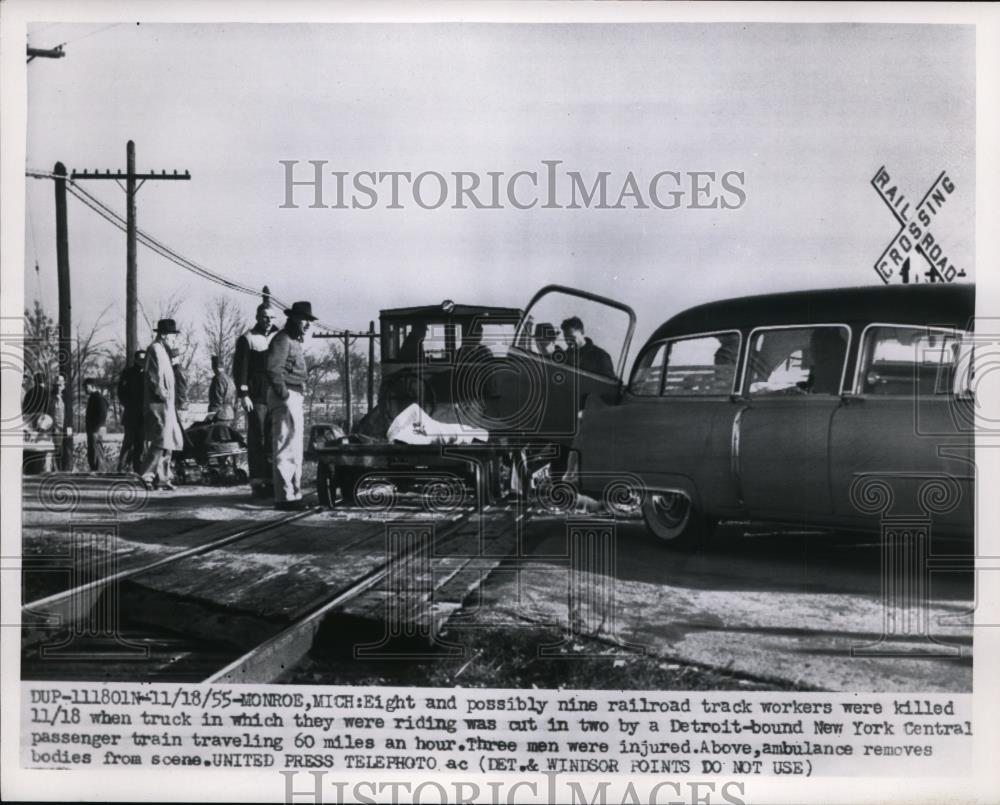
[53,22,124,49]
[24,168,340,333]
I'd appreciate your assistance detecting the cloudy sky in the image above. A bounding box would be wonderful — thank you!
[24,22,974,356]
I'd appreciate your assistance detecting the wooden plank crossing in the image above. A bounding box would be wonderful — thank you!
[208,505,524,683]
[21,476,289,601]
[118,506,478,645]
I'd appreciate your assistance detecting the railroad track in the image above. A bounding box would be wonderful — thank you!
[21,495,525,684]
[21,499,319,649]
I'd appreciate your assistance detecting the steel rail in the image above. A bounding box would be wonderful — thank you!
[22,500,320,646]
[203,504,507,684]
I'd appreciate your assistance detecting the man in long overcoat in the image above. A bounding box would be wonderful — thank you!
[137,319,184,490]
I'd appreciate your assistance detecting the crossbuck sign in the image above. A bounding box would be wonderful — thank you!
[871,166,968,284]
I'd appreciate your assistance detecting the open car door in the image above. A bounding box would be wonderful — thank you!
[485,285,636,445]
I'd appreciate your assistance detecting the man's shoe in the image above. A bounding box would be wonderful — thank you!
[275,499,307,512]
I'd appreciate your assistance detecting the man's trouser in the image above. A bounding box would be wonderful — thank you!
[117,421,144,474]
[268,387,303,503]
[137,445,172,483]
[245,399,272,488]
[86,429,107,472]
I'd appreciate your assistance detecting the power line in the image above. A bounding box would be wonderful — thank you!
[54,22,124,49]
[26,169,341,333]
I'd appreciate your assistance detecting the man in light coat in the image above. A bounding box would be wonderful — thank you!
[137,319,184,490]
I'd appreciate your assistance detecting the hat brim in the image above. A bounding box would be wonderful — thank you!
[284,308,318,321]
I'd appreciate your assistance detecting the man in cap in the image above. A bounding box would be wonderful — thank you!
[208,354,235,425]
[137,319,184,490]
[117,349,147,473]
[266,301,316,510]
[234,301,280,497]
[50,374,67,470]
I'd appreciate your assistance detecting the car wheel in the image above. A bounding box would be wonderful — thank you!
[641,491,714,550]
[337,467,358,505]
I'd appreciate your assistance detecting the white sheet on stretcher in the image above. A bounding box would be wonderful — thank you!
[386,403,489,445]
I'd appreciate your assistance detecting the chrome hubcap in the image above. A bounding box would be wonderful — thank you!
[651,492,689,528]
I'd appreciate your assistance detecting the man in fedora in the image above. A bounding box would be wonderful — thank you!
[266,301,316,510]
[234,300,280,497]
[137,319,184,490]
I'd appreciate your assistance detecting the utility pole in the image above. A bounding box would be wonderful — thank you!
[126,142,137,361]
[342,332,352,432]
[71,141,190,357]
[53,162,74,471]
[313,326,380,429]
[367,320,376,411]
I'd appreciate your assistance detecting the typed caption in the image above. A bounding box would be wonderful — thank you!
[23,684,971,780]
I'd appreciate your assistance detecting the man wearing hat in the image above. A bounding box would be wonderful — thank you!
[266,301,316,510]
[137,319,184,490]
[234,301,280,497]
[117,349,147,473]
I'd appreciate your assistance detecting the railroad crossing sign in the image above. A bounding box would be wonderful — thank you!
[871,166,968,284]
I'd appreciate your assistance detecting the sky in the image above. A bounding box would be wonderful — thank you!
[23,22,975,360]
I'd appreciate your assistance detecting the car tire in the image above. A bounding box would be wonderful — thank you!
[337,467,358,505]
[316,462,335,507]
[641,491,715,550]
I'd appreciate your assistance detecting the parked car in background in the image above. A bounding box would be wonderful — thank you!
[570,284,976,548]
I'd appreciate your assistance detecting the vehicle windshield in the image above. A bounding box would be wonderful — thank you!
[383,320,451,362]
[515,289,634,379]
[383,317,519,362]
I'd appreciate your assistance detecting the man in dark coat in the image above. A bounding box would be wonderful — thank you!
[117,350,146,473]
[84,377,109,472]
[561,316,616,378]
[234,302,279,497]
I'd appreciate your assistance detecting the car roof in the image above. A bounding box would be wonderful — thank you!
[646,283,975,343]
[380,303,523,319]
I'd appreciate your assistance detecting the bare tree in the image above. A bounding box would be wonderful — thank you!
[22,299,112,389]
[325,339,380,400]
[202,295,246,374]
[22,299,113,428]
